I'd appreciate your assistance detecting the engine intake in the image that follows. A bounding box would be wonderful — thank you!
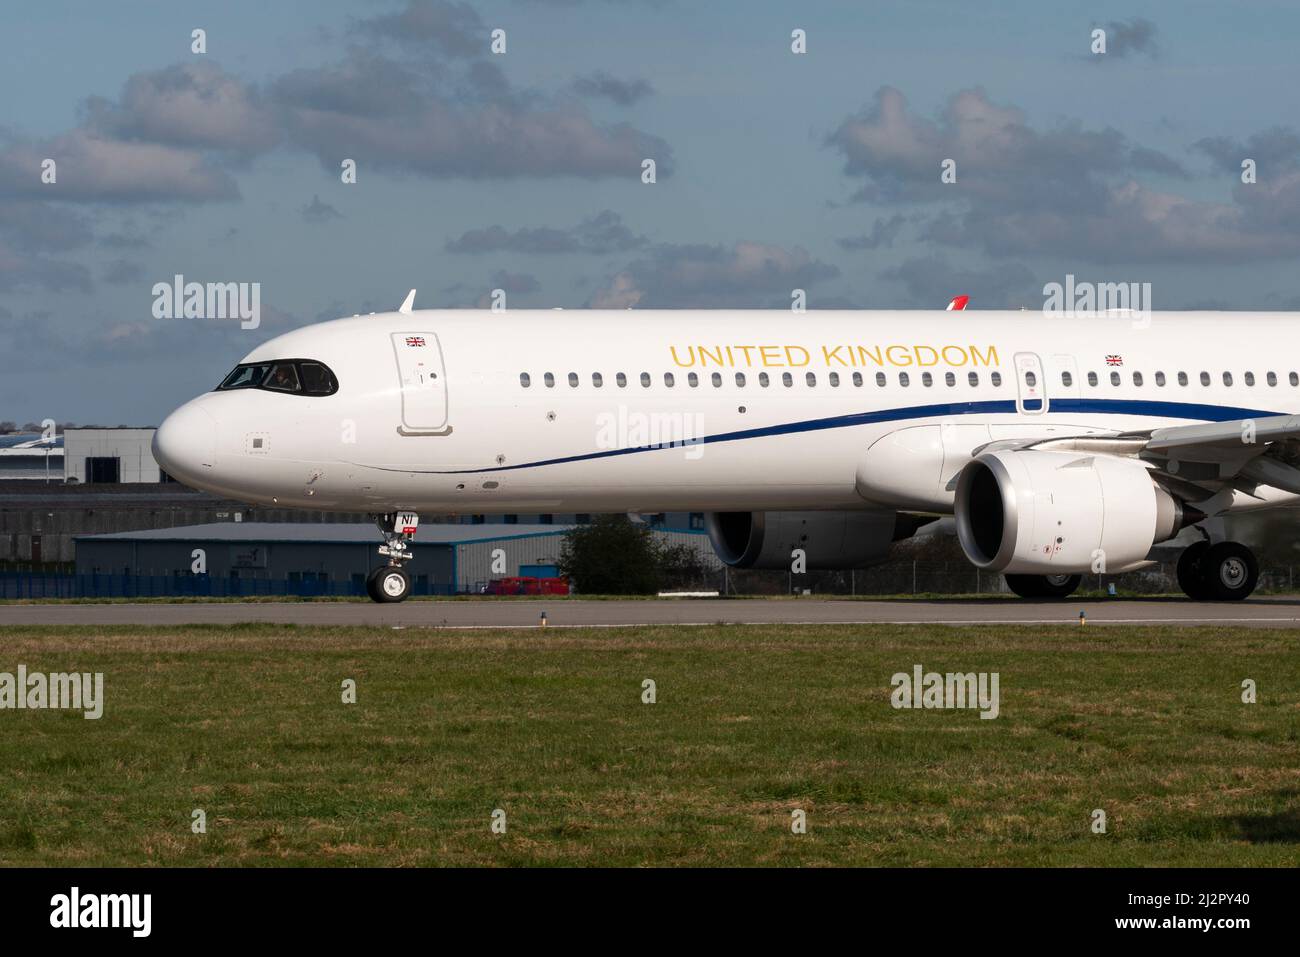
[955,450,1191,575]
[705,510,927,570]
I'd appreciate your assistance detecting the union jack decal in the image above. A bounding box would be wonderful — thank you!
[1105,354,1123,366]
[405,336,426,347]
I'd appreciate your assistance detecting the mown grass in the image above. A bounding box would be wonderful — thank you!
[0,623,1297,866]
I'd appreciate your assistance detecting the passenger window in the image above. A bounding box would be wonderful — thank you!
[853,372,863,387]
[921,372,933,387]
[1222,372,1233,386]
[1061,371,1072,387]
[1110,371,1120,386]
[1177,372,1187,386]
[568,372,579,388]
[264,363,301,393]
[1291,372,1299,386]
[640,372,651,387]
[712,372,722,387]
[1087,371,1098,387]
[944,371,955,387]
[759,372,770,387]
[544,372,555,388]
[782,372,793,387]
[593,372,603,387]
[875,372,886,387]
[1267,371,1278,386]
[991,371,1002,387]
[899,372,910,387]
[1200,372,1210,386]
[968,371,979,387]
[663,372,674,387]
[1155,371,1166,386]
[735,372,746,387]
[829,372,840,387]
[616,372,627,387]
[1024,371,1037,388]
[1132,372,1143,386]
[1245,372,1255,386]
[688,372,698,387]
[806,372,817,387]
[520,373,530,387]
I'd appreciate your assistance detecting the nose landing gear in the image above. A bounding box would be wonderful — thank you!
[1177,539,1258,601]
[366,511,418,603]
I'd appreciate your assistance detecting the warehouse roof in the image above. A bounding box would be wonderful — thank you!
[75,522,579,545]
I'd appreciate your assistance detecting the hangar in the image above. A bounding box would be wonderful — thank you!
[73,521,718,595]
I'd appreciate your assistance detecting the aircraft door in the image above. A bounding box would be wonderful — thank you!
[391,332,449,433]
[1013,352,1048,414]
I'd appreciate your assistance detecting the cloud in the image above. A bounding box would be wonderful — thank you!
[446,210,646,254]
[590,241,840,308]
[355,0,485,58]
[1193,127,1300,175]
[1093,18,1158,60]
[102,259,146,285]
[836,214,907,251]
[82,61,280,155]
[488,269,541,294]
[827,86,1300,264]
[572,72,654,106]
[301,194,342,223]
[881,256,1038,308]
[274,50,672,179]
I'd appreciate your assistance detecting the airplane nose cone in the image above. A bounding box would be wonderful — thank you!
[153,402,217,483]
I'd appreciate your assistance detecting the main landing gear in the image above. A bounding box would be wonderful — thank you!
[1004,573,1082,599]
[366,511,418,603]
[1177,539,1258,601]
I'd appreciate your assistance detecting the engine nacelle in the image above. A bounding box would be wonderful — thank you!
[704,510,923,569]
[954,450,1186,575]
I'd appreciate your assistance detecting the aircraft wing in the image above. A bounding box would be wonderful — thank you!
[977,413,1300,499]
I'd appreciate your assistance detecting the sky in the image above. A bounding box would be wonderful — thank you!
[2,0,1300,424]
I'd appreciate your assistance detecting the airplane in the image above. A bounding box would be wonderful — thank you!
[153,291,1300,602]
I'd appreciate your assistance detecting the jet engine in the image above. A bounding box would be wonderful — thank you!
[704,510,927,569]
[954,449,1194,575]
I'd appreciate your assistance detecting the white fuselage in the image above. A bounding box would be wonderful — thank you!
[152,310,1300,518]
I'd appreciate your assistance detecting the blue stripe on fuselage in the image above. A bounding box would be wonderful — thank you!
[435,396,1279,474]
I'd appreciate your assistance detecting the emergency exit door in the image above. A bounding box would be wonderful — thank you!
[391,332,449,432]
[1013,352,1047,414]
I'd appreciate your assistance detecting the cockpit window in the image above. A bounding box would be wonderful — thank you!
[264,363,301,393]
[216,359,338,396]
[219,363,273,390]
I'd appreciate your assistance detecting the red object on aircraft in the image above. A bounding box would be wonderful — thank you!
[946,295,969,311]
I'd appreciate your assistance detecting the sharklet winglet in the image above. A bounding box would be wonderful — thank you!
[398,289,417,314]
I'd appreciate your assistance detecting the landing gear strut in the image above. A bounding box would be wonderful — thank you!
[366,511,418,603]
[1178,540,1258,601]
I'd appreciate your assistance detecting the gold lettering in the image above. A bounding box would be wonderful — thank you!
[941,344,968,366]
[914,345,939,367]
[886,344,913,367]
[969,344,998,367]
[759,345,781,367]
[670,345,696,368]
[822,345,847,366]
[698,345,724,367]
[857,345,883,367]
[785,345,810,367]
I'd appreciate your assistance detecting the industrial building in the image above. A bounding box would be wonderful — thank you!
[62,428,162,484]
[74,521,720,594]
[0,433,63,481]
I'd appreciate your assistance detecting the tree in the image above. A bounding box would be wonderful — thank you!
[558,515,665,595]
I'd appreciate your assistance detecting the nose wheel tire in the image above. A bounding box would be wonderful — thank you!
[1004,573,1082,599]
[366,566,411,603]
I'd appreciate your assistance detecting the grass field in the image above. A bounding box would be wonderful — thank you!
[1,623,1298,867]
